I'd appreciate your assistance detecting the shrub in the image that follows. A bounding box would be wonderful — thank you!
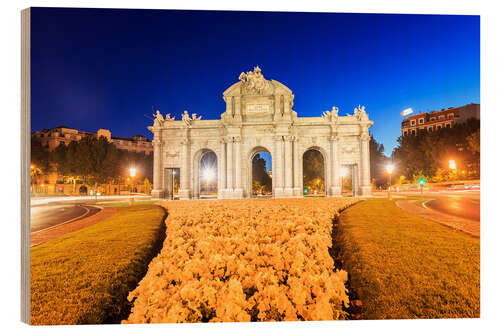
[124,198,359,323]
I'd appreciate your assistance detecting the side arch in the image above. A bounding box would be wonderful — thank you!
[192,148,218,199]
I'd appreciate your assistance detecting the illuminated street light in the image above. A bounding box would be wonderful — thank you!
[449,159,457,170]
[129,167,137,178]
[386,164,394,200]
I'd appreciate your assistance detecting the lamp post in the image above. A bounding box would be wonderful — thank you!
[129,167,136,193]
[129,167,137,205]
[386,164,394,200]
[449,159,456,171]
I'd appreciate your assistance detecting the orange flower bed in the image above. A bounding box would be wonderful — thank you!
[124,197,360,323]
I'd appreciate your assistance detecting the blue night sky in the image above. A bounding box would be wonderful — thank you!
[31,8,479,156]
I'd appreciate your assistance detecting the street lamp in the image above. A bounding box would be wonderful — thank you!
[449,159,456,171]
[386,164,394,200]
[129,167,136,194]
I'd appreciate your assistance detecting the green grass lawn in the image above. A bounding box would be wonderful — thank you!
[337,198,480,319]
[30,204,166,325]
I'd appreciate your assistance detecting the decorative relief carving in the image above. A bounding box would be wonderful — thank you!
[360,132,370,141]
[166,149,179,157]
[273,135,283,142]
[247,104,270,113]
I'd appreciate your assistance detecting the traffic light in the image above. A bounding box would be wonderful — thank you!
[418,178,426,187]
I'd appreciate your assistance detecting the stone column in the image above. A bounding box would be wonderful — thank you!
[329,135,341,196]
[292,137,301,196]
[179,138,191,199]
[284,136,293,196]
[234,96,241,121]
[274,135,284,197]
[233,136,243,198]
[284,96,290,114]
[218,138,226,198]
[226,137,233,193]
[274,95,281,116]
[151,136,164,198]
[359,132,372,196]
[226,96,232,116]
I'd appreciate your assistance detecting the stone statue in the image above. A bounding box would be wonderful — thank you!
[322,106,339,121]
[239,65,270,95]
[165,113,175,121]
[181,110,202,126]
[153,110,164,126]
[182,110,191,126]
[355,105,369,121]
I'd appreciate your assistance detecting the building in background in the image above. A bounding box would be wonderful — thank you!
[401,103,480,136]
[32,126,153,155]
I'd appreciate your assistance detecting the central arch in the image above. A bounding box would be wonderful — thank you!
[302,147,326,196]
[247,146,273,198]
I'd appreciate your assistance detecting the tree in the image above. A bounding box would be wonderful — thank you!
[466,130,480,154]
[369,134,389,187]
[392,118,480,181]
[31,136,51,174]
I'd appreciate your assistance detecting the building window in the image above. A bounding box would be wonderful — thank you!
[428,127,433,132]
[436,125,442,130]
[430,117,436,121]
[448,113,454,119]
[438,115,445,120]
[419,118,424,124]
[446,123,451,128]
[403,130,408,135]
[410,120,416,126]
[411,129,416,135]
[59,141,65,146]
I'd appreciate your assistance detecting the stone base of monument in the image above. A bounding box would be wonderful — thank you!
[293,188,302,197]
[218,188,244,199]
[360,186,372,197]
[179,189,192,200]
[283,188,294,197]
[329,186,342,197]
[151,189,165,199]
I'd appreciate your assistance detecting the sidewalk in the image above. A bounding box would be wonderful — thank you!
[395,199,480,237]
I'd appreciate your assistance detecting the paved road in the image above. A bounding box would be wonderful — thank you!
[31,204,100,233]
[425,196,480,222]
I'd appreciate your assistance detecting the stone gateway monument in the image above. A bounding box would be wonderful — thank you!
[149,66,373,199]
